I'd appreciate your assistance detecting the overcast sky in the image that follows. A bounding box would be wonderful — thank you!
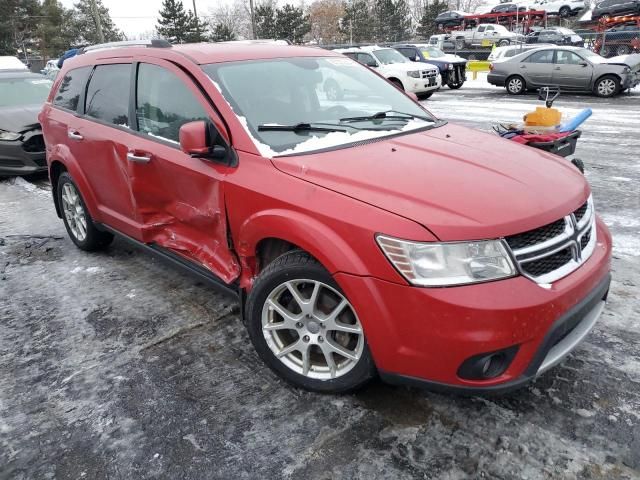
[60,0,233,37]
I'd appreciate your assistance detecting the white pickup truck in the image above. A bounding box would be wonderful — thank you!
[453,24,524,49]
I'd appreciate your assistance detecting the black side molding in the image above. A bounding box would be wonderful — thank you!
[98,224,240,299]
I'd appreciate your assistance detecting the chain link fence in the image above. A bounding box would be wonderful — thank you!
[594,27,640,57]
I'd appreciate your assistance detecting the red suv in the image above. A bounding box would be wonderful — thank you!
[40,40,612,394]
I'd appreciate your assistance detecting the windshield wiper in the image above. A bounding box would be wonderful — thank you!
[258,123,347,133]
[339,110,434,123]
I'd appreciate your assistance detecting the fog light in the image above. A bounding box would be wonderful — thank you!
[458,346,519,380]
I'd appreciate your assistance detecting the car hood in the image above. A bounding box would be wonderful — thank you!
[602,53,640,70]
[429,54,467,64]
[271,123,589,241]
[0,104,41,133]
[382,62,437,73]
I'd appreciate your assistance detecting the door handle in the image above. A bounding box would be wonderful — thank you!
[520,65,526,68]
[554,67,561,70]
[127,152,152,163]
[67,130,83,140]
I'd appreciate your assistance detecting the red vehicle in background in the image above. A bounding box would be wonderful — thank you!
[39,40,612,394]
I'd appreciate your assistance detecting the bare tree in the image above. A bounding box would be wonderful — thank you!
[308,0,345,44]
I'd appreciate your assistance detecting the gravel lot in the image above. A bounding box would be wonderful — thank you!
[1,84,639,480]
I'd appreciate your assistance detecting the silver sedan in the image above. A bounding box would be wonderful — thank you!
[488,46,640,97]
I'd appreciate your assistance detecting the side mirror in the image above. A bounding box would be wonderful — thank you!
[365,59,379,68]
[414,55,420,61]
[179,120,210,156]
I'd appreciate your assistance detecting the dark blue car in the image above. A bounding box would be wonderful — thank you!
[393,44,467,89]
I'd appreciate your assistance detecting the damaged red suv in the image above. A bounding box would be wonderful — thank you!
[40,40,612,393]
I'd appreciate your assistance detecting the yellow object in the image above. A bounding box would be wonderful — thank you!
[466,61,491,72]
[523,106,562,127]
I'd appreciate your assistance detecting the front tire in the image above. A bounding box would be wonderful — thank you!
[506,75,526,94]
[594,75,620,97]
[57,172,113,251]
[417,91,434,99]
[559,6,570,17]
[448,80,464,89]
[498,39,510,47]
[245,250,376,393]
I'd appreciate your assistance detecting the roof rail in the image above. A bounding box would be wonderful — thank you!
[78,39,172,54]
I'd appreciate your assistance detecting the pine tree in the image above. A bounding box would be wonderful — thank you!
[255,4,277,39]
[275,4,310,44]
[341,0,373,44]
[70,0,123,45]
[37,0,76,58]
[372,0,411,42]
[184,10,208,42]
[0,0,42,56]
[211,24,236,42]
[156,0,191,43]
[417,0,449,39]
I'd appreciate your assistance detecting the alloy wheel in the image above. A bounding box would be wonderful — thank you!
[508,77,523,93]
[261,279,364,380]
[597,78,616,97]
[61,183,87,241]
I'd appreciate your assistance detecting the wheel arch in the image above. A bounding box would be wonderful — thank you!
[235,209,370,290]
[387,76,404,89]
[592,72,622,94]
[47,150,101,222]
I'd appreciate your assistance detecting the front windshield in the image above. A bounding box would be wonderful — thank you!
[0,76,52,107]
[203,57,438,156]
[372,49,409,65]
[419,46,446,58]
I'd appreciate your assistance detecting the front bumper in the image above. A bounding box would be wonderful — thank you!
[408,74,442,93]
[0,130,47,176]
[334,217,612,393]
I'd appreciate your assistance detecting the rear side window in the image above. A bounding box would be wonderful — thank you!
[525,50,554,63]
[136,63,208,144]
[53,66,91,111]
[85,64,131,127]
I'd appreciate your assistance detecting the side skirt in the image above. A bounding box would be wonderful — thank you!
[98,224,240,300]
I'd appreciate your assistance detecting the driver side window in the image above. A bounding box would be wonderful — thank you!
[136,63,209,144]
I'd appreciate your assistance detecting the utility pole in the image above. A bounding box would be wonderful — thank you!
[89,0,104,43]
[192,0,201,41]
[249,0,256,39]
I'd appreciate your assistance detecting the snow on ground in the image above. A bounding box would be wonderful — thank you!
[1,84,639,479]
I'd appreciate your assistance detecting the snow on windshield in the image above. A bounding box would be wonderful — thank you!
[204,57,438,158]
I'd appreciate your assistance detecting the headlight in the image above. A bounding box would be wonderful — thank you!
[407,71,421,78]
[376,235,516,286]
[447,63,454,70]
[0,130,21,141]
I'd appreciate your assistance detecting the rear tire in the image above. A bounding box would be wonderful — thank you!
[559,6,570,17]
[593,75,620,97]
[57,172,113,251]
[506,75,526,94]
[245,250,376,393]
[455,38,465,50]
[498,39,510,47]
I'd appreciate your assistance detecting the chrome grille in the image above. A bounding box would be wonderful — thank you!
[504,197,596,284]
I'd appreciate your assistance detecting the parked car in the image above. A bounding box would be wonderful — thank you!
[592,0,640,20]
[453,24,525,49]
[530,0,586,16]
[394,44,467,88]
[435,11,468,28]
[595,23,640,56]
[40,40,612,395]
[0,71,52,176]
[491,3,529,13]
[337,46,441,98]
[526,28,584,46]
[429,34,456,50]
[488,43,556,61]
[488,46,640,96]
[0,56,29,72]
[40,59,60,76]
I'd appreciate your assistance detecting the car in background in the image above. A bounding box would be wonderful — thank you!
[41,59,60,76]
[592,0,640,20]
[337,46,441,98]
[435,11,468,29]
[526,28,584,46]
[0,71,52,176]
[488,43,556,61]
[491,3,529,14]
[453,24,525,49]
[429,34,457,50]
[488,46,640,96]
[530,0,586,16]
[0,56,29,72]
[394,44,467,88]
[595,23,640,56]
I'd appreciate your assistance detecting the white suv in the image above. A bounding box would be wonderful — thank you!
[337,46,441,99]
[530,0,586,16]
